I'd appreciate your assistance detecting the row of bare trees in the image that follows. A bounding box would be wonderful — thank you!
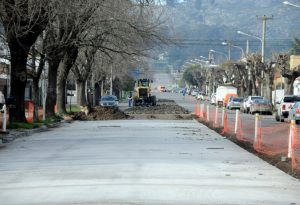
[0,0,167,122]
[183,52,298,100]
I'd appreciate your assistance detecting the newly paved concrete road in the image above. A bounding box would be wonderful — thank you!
[0,73,300,205]
[1,119,300,204]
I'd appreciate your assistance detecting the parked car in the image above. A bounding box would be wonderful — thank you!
[289,101,300,123]
[159,86,166,92]
[275,95,300,122]
[242,96,264,113]
[249,98,273,115]
[100,95,119,107]
[227,97,244,110]
[224,93,238,107]
[191,90,199,96]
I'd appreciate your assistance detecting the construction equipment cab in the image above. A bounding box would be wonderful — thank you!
[133,79,156,106]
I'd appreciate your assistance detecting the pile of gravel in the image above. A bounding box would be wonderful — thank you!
[71,106,130,121]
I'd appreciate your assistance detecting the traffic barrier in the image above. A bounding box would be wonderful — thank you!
[257,123,289,156]
[221,110,229,134]
[195,101,300,172]
[288,120,296,158]
[213,106,220,128]
[206,104,210,122]
[234,110,239,134]
[194,103,200,116]
[292,124,300,171]
[200,104,205,118]
[221,107,225,127]
[25,100,34,123]
[253,114,262,152]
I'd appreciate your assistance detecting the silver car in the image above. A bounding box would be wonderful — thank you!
[100,95,119,107]
[289,101,300,123]
[227,97,243,110]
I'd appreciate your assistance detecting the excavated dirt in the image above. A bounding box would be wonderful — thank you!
[69,106,130,121]
[68,99,191,121]
[124,99,192,120]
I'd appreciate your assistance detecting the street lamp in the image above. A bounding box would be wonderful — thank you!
[237,30,262,57]
[221,41,231,60]
[283,1,300,8]
[222,41,245,60]
[194,59,209,65]
[209,49,228,61]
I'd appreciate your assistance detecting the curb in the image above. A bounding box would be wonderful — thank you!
[0,121,64,144]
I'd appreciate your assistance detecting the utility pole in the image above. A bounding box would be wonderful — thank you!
[246,40,249,55]
[257,15,273,96]
[258,15,273,63]
[228,44,231,60]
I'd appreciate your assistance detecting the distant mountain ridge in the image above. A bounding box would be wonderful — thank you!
[164,0,300,68]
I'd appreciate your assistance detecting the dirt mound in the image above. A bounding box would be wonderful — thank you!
[125,100,189,115]
[71,106,130,121]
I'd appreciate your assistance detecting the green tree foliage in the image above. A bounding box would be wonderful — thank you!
[182,66,201,86]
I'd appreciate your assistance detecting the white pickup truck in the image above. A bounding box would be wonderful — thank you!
[275,95,300,122]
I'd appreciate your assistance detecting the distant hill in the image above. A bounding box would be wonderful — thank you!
[164,0,300,68]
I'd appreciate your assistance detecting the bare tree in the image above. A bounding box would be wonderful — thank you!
[27,42,46,121]
[275,53,300,95]
[0,0,50,122]
[72,48,97,106]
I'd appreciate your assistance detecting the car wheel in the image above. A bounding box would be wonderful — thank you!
[280,115,284,122]
[275,113,280,121]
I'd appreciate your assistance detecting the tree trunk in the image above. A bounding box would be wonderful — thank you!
[265,73,272,101]
[57,74,67,114]
[8,43,29,122]
[284,78,293,95]
[57,48,78,114]
[94,83,100,106]
[247,80,252,96]
[77,80,87,106]
[45,59,60,118]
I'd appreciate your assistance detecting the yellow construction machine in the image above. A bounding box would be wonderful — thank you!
[133,79,156,106]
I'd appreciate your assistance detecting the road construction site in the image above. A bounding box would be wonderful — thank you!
[1,73,300,205]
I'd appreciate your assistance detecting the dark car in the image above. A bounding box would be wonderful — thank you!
[100,95,119,107]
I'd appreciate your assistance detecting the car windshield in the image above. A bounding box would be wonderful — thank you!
[254,99,270,104]
[233,98,243,102]
[101,96,116,101]
[283,97,294,103]
[294,96,300,102]
[251,96,263,100]
[283,96,300,103]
